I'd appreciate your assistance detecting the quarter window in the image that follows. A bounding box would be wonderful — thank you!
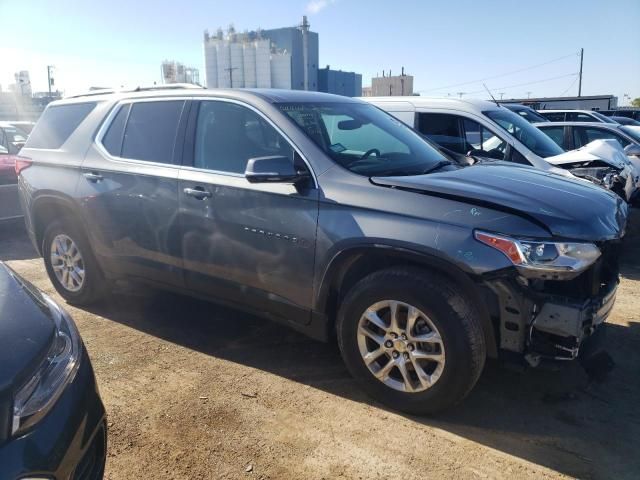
[25,102,96,149]
[194,101,294,174]
[121,101,185,164]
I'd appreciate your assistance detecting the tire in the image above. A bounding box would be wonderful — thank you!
[42,218,107,305]
[337,267,486,415]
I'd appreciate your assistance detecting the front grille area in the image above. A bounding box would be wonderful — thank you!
[72,421,106,480]
[531,240,620,301]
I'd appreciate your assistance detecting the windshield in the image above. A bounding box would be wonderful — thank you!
[278,102,450,176]
[484,109,565,158]
[592,111,618,124]
[621,126,640,143]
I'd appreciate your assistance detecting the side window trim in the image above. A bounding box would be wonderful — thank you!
[182,98,318,188]
[95,97,191,168]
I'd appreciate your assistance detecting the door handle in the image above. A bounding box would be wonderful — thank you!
[83,172,103,182]
[183,187,212,200]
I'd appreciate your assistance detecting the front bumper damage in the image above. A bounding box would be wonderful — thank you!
[481,242,620,365]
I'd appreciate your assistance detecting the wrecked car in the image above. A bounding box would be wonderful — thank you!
[18,88,627,414]
[363,96,637,201]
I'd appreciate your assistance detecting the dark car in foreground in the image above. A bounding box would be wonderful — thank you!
[17,87,627,414]
[0,263,106,479]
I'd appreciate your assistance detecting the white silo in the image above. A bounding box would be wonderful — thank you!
[271,52,292,89]
[216,41,231,88]
[255,39,271,88]
[229,42,245,87]
[243,43,257,88]
[204,40,218,88]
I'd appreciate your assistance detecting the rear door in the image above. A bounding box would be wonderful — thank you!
[177,98,319,325]
[538,125,568,149]
[78,98,189,287]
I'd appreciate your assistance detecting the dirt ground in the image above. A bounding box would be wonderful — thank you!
[1,211,639,480]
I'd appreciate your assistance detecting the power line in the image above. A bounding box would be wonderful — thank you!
[466,72,578,96]
[417,52,580,93]
[560,75,579,96]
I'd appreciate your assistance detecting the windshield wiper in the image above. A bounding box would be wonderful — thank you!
[420,160,453,175]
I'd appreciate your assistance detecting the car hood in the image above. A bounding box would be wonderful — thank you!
[547,139,629,169]
[0,263,55,402]
[371,162,628,241]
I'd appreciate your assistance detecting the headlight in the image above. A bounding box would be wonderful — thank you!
[475,231,601,275]
[12,294,81,436]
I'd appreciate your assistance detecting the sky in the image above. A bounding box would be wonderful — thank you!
[1,0,639,103]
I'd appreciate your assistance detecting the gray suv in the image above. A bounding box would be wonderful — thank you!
[17,87,627,413]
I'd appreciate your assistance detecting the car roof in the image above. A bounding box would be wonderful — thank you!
[537,109,600,113]
[362,96,501,112]
[533,121,622,129]
[50,87,360,107]
[0,121,21,129]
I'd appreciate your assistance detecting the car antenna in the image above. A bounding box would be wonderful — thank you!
[483,83,501,108]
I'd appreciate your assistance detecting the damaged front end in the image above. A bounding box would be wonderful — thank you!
[476,232,622,365]
[565,161,635,203]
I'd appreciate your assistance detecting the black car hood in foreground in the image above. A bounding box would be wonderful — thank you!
[372,162,628,241]
[0,264,55,402]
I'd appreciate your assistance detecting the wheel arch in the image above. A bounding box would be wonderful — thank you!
[315,245,498,358]
[31,193,85,255]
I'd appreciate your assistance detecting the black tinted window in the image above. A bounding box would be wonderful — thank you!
[194,101,294,174]
[25,102,96,149]
[539,112,565,122]
[102,104,130,156]
[122,101,184,163]
[417,113,467,154]
[567,112,594,122]
[573,127,630,148]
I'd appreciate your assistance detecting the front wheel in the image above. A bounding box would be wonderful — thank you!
[337,267,486,414]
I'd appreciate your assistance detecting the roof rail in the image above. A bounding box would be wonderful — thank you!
[64,83,205,99]
[128,83,206,92]
[65,89,116,99]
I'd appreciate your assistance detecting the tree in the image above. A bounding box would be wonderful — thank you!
[632,97,640,108]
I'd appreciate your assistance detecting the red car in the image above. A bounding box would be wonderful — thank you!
[0,122,28,221]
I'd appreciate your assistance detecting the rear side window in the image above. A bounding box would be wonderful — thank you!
[539,112,565,122]
[121,101,185,164]
[102,104,130,156]
[417,113,467,154]
[26,102,96,149]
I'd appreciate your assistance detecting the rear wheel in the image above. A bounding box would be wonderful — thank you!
[43,219,107,305]
[337,267,486,414]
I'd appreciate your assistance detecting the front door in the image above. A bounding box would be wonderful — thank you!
[178,99,319,324]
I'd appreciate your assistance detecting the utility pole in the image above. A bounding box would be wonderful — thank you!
[526,91,532,99]
[578,47,584,97]
[47,65,54,98]
[457,92,465,98]
[498,92,505,100]
[224,67,238,88]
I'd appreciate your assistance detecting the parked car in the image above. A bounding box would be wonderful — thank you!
[0,122,27,222]
[535,121,640,183]
[599,109,640,121]
[609,116,640,126]
[362,97,637,201]
[6,121,36,135]
[18,87,627,414]
[502,103,549,123]
[0,262,106,479]
[536,109,619,124]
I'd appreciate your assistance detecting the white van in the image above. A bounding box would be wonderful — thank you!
[362,97,636,201]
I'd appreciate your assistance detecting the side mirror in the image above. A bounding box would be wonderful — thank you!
[245,155,310,184]
[623,144,640,157]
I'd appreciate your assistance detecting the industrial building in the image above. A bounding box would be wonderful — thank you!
[203,16,319,90]
[500,95,618,111]
[370,69,414,96]
[318,66,362,97]
[161,61,200,85]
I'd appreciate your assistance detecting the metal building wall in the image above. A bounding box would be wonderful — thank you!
[216,42,231,88]
[271,53,292,89]
[255,39,271,88]
[229,42,245,87]
[243,43,257,88]
[204,42,218,88]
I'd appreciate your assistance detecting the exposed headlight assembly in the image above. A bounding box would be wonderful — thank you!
[12,294,81,436]
[475,230,601,276]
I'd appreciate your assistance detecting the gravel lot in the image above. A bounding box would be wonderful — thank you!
[1,211,639,480]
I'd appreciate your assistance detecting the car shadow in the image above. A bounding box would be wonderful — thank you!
[82,282,640,480]
[0,219,38,261]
